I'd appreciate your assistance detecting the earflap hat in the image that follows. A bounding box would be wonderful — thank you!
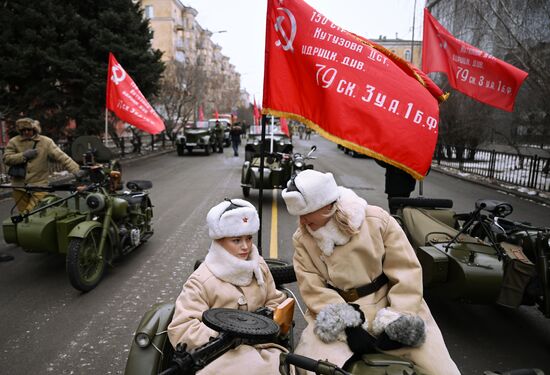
[207,199,260,239]
[16,117,41,134]
[282,170,340,216]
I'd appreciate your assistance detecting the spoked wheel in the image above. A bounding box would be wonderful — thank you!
[66,227,107,292]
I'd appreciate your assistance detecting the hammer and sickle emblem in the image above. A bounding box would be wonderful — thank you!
[274,7,296,52]
[111,64,126,85]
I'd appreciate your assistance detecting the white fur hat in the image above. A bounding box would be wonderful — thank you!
[282,170,340,216]
[207,199,260,239]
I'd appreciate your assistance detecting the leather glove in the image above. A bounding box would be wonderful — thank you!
[345,325,378,355]
[23,149,38,160]
[384,315,426,347]
[374,331,406,351]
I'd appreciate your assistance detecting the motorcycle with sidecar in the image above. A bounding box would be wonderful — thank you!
[1,137,154,292]
[123,257,432,375]
[124,258,544,375]
[240,146,317,197]
[390,197,550,317]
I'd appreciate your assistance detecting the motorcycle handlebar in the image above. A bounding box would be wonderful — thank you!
[282,353,351,375]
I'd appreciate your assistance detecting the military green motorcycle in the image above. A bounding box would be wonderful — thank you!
[2,164,154,292]
[391,197,550,318]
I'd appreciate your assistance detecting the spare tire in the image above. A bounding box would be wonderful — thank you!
[194,258,297,285]
[265,258,296,286]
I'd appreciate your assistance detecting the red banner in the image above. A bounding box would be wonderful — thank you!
[422,8,528,112]
[198,105,204,121]
[262,0,444,178]
[253,97,261,125]
[280,117,290,136]
[106,53,165,134]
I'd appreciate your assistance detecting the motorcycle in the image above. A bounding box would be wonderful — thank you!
[123,261,430,375]
[390,197,550,317]
[240,145,317,197]
[124,257,544,375]
[2,145,154,292]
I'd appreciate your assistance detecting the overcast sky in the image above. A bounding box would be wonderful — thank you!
[181,0,424,105]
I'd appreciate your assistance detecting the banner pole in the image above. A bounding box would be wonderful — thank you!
[104,108,108,145]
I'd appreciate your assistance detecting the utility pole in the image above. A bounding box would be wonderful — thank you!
[411,0,417,65]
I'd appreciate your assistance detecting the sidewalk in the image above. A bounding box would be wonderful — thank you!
[431,163,550,206]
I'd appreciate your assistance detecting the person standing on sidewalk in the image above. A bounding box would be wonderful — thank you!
[3,117,81,213]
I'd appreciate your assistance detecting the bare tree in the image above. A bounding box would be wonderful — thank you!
[430,0,550,149]
[156,61,209,140]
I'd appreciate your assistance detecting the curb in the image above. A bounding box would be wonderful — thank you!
[431,164,550,206]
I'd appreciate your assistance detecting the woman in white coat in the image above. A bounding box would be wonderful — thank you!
[281,170,460,375]
[167,199,289,375]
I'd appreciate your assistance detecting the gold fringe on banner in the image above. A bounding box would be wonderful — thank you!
[262,108,426,180]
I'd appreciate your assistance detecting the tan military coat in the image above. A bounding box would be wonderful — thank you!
[168,250,288,375]
[3,134,79,186]
[292,200,460,375]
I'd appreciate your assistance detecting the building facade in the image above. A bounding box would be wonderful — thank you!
[135,0,243,115]
[371,36,422,68]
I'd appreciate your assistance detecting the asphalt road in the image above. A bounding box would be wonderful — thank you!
[0,135,548,374]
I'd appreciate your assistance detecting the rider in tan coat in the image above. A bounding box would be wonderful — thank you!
[3,117,80,212]
[282,170,460,375]
[168,199,289,375]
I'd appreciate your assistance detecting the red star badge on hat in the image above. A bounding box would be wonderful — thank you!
[242,217,248,223]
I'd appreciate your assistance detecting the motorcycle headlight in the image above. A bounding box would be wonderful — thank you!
[294,161,304,168]
[86,193,105,212]
[135,332,151,348]
[253,140,259,146]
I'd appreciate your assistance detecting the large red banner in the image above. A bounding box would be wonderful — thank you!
[262,0,445,178]
[106,53,165,134]
[422,8,528,112]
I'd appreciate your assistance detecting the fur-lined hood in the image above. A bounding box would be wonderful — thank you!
[336,187,368,231]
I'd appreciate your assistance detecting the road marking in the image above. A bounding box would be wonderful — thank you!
[270,189,278,258]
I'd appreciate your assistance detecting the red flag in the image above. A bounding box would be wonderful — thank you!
[214,110,219,120]
[106,53,165,134]
[422,8,528,112]
[262,0,444,178]
[253,97,260,125]
[280,117,290,136]
[198,105,204,121]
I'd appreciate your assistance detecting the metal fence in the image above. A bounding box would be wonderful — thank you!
[435,144,550,192]
[0,135,174,183]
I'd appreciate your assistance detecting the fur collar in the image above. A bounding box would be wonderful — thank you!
[306,217,350,256]
[306,187,367,257]
[337,187,368,230]
[204,241,264,286]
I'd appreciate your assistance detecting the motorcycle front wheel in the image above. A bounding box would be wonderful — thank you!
[66,228,107,292]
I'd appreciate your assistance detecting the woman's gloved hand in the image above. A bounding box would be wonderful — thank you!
[384,315,426,347]
[372,308,426,349]
[314,303,364,343]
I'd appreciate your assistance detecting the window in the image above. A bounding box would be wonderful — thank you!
[144,5,154,19]
[404,49,411,61]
